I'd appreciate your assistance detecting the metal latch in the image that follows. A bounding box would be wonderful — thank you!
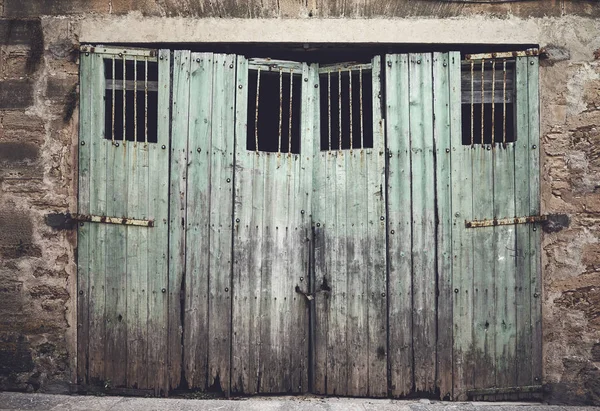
[465,215,547,229]
[46,212,154,230]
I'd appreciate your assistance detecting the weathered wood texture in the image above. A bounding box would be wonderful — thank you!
[175,53,236,393]
[78,49,170,394]
[432,52,458,401]
[313,56,387,397]
[231,59,313,394]
[451,55,541,400]
[182,52,214,391]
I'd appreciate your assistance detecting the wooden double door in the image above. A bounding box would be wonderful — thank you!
[78,48,541,400]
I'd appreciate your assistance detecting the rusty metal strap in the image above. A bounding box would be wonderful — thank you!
[80,45,159,61]
[465,48,538,61]
[73,214,154,227]
[465,215,547,228]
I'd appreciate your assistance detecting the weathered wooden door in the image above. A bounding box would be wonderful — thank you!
[78,47,171,394]
[230,57,317,394]
[384,51,541,400]
[312,57,388,397]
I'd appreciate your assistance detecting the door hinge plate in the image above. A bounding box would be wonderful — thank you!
[465,215,547,228]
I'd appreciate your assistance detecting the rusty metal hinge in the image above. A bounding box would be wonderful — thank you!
[45,212,153,230]
[465,215,547,229]
[465,48,539,61]
[73,214,154,227]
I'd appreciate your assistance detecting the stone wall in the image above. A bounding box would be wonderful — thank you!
[0,0,599,404]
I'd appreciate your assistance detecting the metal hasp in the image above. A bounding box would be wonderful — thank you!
[73,214,154,227]
[465,215,547,228]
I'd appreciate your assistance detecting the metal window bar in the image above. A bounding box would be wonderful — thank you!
[288,68,293,155]
[122,54,126,143]
[328,70,332,151]
[112,57,116,145]
[480,58,484,147]
[349,69,353,151]
[338,67,342,151]
[278,67,283,155]
[145,57,148,145]
[359,67,364,150]
[491,59,495,145]
[503,59,507,145]
[255,68,261,154]
[134,55,137,146]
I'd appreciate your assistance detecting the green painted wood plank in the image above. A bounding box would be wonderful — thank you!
[493,140,517,389]
[470,101,496,389]
[527,56,542,386]
[432,52,454,400]
[87,53,109,384]
[231,54,264,394]
[345,148,368,396]
[366,55,387,397]
[514,55,532,388]
[183,52,214,391]
[104,69,129,388]
[207,53,235,394]
[311,63,330,395]
[451,57,474,401]
[77,51,92,386]
[147,49,170,395]
[330,149,348,396]
[385,53,413,397]
[298,62,317,394]
[409,52,436,393]
[168,50,190,391]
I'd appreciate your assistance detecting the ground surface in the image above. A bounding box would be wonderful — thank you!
[1,393,600,411]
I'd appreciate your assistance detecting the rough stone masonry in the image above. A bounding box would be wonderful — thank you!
[1,0,600,405]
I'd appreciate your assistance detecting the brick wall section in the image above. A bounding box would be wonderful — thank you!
[0,0,599,403]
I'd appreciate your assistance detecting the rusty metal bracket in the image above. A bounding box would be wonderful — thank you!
[465,48,539,61]
[73,214,154,227]
[465,215,547,229]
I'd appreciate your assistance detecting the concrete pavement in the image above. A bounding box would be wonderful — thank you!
[1,393,599,411]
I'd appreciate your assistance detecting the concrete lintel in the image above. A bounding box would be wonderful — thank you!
[79,16,542,45]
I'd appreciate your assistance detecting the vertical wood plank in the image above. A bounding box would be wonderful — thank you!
[207,53,235,393]
[432,52,454,400]
[312,64,330,396]
[183,52,214,390]
[527,56,542,386]
[514,55,532,388]
[104,55,128,389]
[231,56,263,394]
[366,55,387,397]
[409,52,436,393]
[345,145,368,396]
[470,105,496,389]
[147,49,171,395]
[168,49,191,391]
[386,53,413,397]
[77,51,92,386]
[450,54,474,401]
[493,62,517,390]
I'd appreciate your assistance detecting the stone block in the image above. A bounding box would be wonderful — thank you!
[0,334,34,376]
[0,142,39,164]
[3,0,107,17]
[0,205,40,259]
[0,80,34,109]
[45,76,78,102]
[0,20,42,46]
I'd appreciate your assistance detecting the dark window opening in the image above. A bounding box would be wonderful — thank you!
[247,69,302,154]
[461,60,515,146]
[319,68,373,151]
[103,58,159,143]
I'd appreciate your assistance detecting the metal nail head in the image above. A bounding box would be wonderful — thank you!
[161,288,166,293]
